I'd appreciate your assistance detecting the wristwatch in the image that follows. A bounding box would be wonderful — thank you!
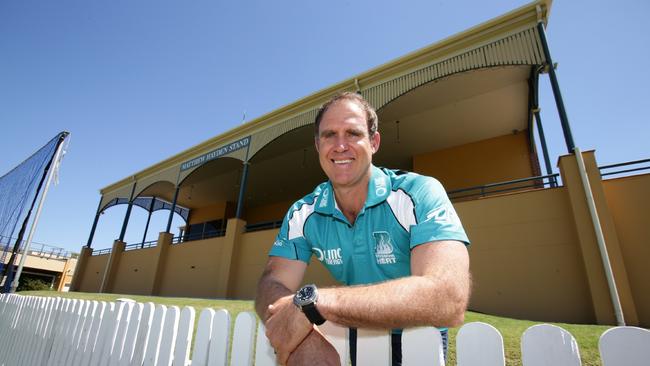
[293,284,326,325]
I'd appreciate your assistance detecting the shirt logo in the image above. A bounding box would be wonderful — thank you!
[372,231,396,265]
[313,247,342,265]
[425,204,459,225]
[273,239,284,247]
[319,188,329,208]
[374,176,387,197]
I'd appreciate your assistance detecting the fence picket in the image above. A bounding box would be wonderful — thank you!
[70,300,99,366]
[207,309,230,366]
[35,297,63,366]
[79,301,108,366]
[230,311,256,366]
[173,306,195,366]
[191,308,215,366]
[254,321,276,366]
[356,328,391,366]
[143,304,168,366]
[119,302,144,366]
[12,295,38,366]
[599,326,650,366]
[521,324,581,366]
[108,301,135,365]
[457,322,505,366]
[131,302,155,366]
[158,305,181,366]
[402,327,444,366]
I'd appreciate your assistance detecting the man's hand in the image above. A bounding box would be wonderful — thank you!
[265,294,313,364]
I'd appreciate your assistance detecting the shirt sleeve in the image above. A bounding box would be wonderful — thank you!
[409,177,470,248]
[268,203,314,263]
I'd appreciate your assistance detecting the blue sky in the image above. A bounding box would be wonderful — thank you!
[1,0,648,253]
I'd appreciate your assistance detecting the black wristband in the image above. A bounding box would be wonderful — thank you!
[302,302,326,325]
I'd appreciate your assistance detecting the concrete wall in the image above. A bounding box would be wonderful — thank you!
[413,132,536,191]
[111,248,158,295]
[456,187,595,323]
[603,173,650,326]
[158,237,227,298]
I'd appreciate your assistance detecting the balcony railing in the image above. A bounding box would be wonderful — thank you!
[124,240,158,251]
[172,229,226,245]
[92,247,112,256]
[245,220,283,233]
[599,158,650,178]
[447,173,560,201]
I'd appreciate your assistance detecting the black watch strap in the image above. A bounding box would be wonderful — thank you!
[302,303,326,325]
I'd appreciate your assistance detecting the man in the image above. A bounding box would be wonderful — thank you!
[255,92,470,365]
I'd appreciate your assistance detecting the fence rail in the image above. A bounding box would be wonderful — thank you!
[0,294,648,365]
[599,158,650,178]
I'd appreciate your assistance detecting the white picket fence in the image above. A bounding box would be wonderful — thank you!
[0,294,648,365]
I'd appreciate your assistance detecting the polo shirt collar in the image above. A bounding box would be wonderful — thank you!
[314,165,392,216]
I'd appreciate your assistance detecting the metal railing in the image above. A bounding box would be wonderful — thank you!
[245,220,283,233]
[172,229,226,245]
[124,240,158,251]
[599,158,650,178]
[92,248,112,256]
[447,173,560,201]
[0,237,75,259]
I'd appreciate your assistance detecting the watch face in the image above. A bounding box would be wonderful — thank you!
[294,284,317,307]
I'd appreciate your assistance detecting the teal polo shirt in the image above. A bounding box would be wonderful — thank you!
[269,166,469,286]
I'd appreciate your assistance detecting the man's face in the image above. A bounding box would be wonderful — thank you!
[315,100,380,191]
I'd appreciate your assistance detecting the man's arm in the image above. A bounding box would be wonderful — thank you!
[255,257,340,365]
[255,256,306,321]
[313,240,469,329]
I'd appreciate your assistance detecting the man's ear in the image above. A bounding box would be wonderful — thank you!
[314,137,319,153]
[371,132,381,154]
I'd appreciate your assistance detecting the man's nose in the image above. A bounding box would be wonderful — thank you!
[333,135,348,151]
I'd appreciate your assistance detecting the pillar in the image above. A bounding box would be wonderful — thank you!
[151,232,173,295]
[99,240,125,293]
[69,246,92,292]
[558,150,638,325]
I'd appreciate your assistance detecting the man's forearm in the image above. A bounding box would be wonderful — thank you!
[318,274,468,329]
[317,241,470,329]
[255,269,293,322]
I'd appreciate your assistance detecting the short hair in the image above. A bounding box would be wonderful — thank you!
[314,92,379,137]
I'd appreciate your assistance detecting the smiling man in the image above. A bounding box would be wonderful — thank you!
[255,92,471,366]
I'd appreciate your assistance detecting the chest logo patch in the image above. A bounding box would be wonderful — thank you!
[313,247,342,265]
[372,231,396,265]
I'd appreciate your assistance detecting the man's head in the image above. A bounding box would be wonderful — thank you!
[314,92,379,138]
[314,92,381,191]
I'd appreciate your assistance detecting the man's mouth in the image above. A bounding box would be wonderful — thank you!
[332,159,353,164]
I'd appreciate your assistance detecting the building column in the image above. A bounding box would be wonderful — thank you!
[212,218,246,298]
[99,240,125,293]
[56,256,76,291]
[69,246,92,292]
[558,150,638,325]
[150,231,173,295]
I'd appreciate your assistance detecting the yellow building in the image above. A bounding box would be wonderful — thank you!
[71,0,649,327]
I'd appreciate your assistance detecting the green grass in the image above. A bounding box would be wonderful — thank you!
[21,291,610,365]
